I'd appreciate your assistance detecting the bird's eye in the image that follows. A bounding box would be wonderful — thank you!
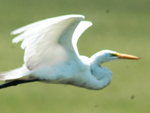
[110,53,117,57]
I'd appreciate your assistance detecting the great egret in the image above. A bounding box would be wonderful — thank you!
[0,15,140,89]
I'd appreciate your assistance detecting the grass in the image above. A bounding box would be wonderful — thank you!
[0,0,150,113]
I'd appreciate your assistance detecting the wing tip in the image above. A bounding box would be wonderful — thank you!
[84,21,93,26]
[11,29,22,35]
[60,14,85,20]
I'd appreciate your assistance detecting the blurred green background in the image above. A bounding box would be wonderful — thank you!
[0,0,149,113]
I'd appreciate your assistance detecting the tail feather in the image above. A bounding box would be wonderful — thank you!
[0,66,30,81]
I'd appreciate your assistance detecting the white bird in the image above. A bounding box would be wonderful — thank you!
[0,15,140,90]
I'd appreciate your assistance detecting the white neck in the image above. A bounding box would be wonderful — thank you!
[78,53,113,90]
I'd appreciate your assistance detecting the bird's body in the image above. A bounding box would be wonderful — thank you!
[0,15,140,89]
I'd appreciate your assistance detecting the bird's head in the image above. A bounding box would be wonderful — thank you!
[91,50,140,64]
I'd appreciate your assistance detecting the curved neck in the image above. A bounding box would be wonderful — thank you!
[85,63,112,90]
[68,57,112,90]
[79,54,112,90]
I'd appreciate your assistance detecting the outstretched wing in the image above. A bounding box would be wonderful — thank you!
[12,15,92,70]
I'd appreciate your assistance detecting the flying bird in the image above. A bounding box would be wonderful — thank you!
[0,15,140,89]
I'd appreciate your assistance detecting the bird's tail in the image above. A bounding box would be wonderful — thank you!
[0,66,40,89]
[0,65,30,81]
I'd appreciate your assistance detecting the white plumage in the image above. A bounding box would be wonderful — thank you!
[0,15,140,89]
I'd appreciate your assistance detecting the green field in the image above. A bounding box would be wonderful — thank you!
[0,0,150,113]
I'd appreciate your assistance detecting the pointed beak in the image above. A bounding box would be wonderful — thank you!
[115,53,141,60]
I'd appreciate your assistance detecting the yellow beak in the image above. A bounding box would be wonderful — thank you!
[116,53,141,60]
